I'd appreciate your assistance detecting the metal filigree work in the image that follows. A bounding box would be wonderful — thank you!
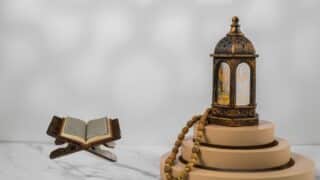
[214,36,256,56]
[209,16,259,127]
[211,106,256,117]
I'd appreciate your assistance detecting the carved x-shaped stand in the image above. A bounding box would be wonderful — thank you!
[50,139,117,162]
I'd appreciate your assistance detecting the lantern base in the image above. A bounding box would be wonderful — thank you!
[208,114,259,127]
[209,105,259,127]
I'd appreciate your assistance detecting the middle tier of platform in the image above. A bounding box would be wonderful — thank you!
[182,137,291,170]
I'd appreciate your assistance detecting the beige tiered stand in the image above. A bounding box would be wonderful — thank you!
[160,120,315,179]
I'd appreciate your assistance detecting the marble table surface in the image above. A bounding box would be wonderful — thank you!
[0,142,319,180]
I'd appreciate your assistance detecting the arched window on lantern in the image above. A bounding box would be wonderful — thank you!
[236,63,251,105]
[216,62,230,105]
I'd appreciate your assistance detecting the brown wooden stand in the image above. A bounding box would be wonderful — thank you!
[47,116,121,162]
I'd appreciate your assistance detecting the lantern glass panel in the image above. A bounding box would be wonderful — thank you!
[216,62,230,105]
[236,63,250,105]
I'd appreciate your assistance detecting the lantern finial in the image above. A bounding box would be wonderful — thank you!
[228,16,242,35]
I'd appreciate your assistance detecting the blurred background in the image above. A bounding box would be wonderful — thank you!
[0,0,319,146]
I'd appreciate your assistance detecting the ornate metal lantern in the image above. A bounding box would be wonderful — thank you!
[209,16,259,127]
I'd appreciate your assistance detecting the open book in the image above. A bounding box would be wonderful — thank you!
[60,117,119,145]
[47,116,121,160]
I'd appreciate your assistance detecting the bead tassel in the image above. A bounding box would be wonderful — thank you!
[164,108,210,180]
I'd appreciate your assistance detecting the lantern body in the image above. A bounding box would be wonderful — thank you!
[209,17,258,127]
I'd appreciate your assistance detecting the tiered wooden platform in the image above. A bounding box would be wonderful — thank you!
[160,120,315,180]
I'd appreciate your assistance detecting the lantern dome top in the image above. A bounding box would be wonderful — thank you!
[212,16,257,58]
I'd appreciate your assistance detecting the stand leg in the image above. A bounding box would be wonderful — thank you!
[55,139,66,145]
[87,145,117,162]
[104,141,116,148]
[50,144,82,159]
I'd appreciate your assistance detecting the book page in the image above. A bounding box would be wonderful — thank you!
[87,118,111,143]
[61,117,86,144]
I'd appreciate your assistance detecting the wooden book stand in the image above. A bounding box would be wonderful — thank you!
[47,116,121,162]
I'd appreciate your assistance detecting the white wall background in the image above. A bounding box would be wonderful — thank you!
[0,0,319,146]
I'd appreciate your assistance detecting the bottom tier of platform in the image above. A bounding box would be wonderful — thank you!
[160,153,315,180]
